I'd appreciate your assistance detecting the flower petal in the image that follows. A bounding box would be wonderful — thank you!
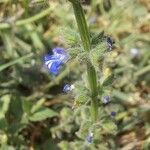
[44,47,69,75]
[52,47,70,63]
[52,47,66,55]
[48,61,63,75]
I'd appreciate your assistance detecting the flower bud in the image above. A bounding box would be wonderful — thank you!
[63,84,75,93]
[102,95,111,104]
[106,36,115,51]
[111,111,116,117]
[130,48,140,58]
[86,132,93,144]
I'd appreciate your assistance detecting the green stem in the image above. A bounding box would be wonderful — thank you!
[0,53,33,72]
[0,7,52,29]
[134,65,150,78]
[70,1,98,122]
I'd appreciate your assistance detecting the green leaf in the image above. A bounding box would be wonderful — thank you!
[102,121,117,134]
[25,24,44,50]
[89,42,107,69]
[29,107,58,122]
[7,96,23,122]
[22,100,32,115]
[67,47,83,58]
[103,0,111,12]
[31,98,45,114]
[75,94,90,105]
[0,145,15,150]
[0,53,33,72]
[91,31,104,46]
[138,104,150,113]
[0,95,11,118]
[102,74,114,86]
[61,28,80,46]
[0,118,7,130]
[76,120,92,139]
[42,140,59,150]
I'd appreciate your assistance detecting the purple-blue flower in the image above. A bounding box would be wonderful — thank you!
[44,47,69,75]
[106,36,114,51]
[86,132,93,144]
[63,84,74,93]
[102,95,111,104]
[111,111,116,117]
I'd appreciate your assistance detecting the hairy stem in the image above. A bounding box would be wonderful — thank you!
[70,1,98,122]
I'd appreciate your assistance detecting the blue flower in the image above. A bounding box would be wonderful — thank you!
[86,132,93,144]
[44,47,69,75]
[111,111,116,117]
[106,36,114,51]
[63,84,74,93]
[102,95,111,104]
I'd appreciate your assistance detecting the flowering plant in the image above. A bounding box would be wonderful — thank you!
[0,0,149,149]
[45,0,117,147]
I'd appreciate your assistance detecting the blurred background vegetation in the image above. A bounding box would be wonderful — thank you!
[0,0,149,149]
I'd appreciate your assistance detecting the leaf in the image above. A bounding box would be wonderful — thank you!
[91,31,104,46]
[0,118,7,130]
[75,94,90,105]
[138,104,150,113]
[102,74,114,86]
[61,28,80,46]
[0,145,15,150]
[25,24,44,50]
[31,98,46,114]
[29,107,58,122]
[76,120,92,139]
[8,123,25,135]
[67,47,83,58]
[0,95,11,118]
[89,42,107,69]
[0,53,33,72]
[102,121,117,134]
[42,140,59,150]
[103,0,111,12]
[22,100,32,115]
[8,96,23,122]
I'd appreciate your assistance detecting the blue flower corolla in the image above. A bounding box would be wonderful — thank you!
[111,111,116,117]
[44,47,69,75]
[106,36,115,51]
[63,84,74,93]
[85,132,93,144]
[102,95,111,104]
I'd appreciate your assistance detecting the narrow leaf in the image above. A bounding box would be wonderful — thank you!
[29,108,58,122]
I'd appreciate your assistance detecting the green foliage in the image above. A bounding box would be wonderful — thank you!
[89,42,107,70]
[29,107,58,122]
[61,28,81,47]
[90,31,104,46]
